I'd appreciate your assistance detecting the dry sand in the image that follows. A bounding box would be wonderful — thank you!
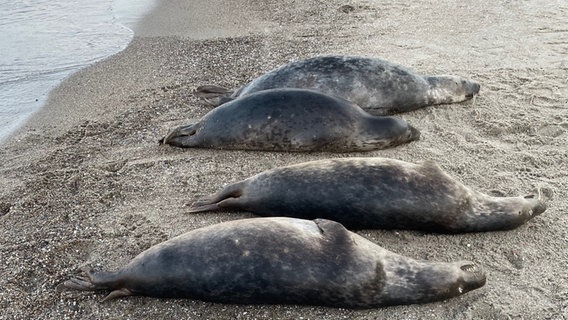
[1,0,567,319]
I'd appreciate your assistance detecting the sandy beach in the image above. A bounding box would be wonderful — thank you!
[1,0,567,319]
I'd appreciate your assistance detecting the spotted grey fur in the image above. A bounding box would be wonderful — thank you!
[59,217,486,307]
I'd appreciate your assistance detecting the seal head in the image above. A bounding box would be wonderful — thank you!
[426,75,481,104]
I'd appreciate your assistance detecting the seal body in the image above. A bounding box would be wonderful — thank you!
[196,55,481,115]
[161,89,420,152]
[189,158,546,233]
[60,217,486,307]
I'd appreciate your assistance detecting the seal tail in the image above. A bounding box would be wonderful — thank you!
[195,85,235,107]
[187,181,245,213]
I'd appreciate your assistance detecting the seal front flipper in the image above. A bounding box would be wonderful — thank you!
[188,181,246,213]
[313,218,349,235]
[313,219,356,247]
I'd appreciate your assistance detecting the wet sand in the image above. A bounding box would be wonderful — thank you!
[1,0,567,319]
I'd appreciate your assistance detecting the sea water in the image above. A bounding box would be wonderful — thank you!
[0,0,157,142]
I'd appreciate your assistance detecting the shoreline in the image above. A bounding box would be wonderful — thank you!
[1,0,567,319]
[0,0,160,144]
[4,0,268,146]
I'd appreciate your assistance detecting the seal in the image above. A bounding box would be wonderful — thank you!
[196,55,481,115]
[189,158,547,233]
[58,217,486,307]
[160,88,420,152]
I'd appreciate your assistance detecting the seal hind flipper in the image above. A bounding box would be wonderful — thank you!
[160,123,198,146]
[101,288,133,302]
[59,275,97,291]
[201,96,235,107]
[58,268,128,299]
[195,85,234,107]
[195,84,233,96]
[187,181,246,213]
[456,262,486,294]
[59,268,110,292]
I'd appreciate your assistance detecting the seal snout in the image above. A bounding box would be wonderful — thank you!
[465,81,481,99]
[471,82,481,95]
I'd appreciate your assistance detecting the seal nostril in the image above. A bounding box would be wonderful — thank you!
[524,195,535,199]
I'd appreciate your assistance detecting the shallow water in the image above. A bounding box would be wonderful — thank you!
[0,0,156,142]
